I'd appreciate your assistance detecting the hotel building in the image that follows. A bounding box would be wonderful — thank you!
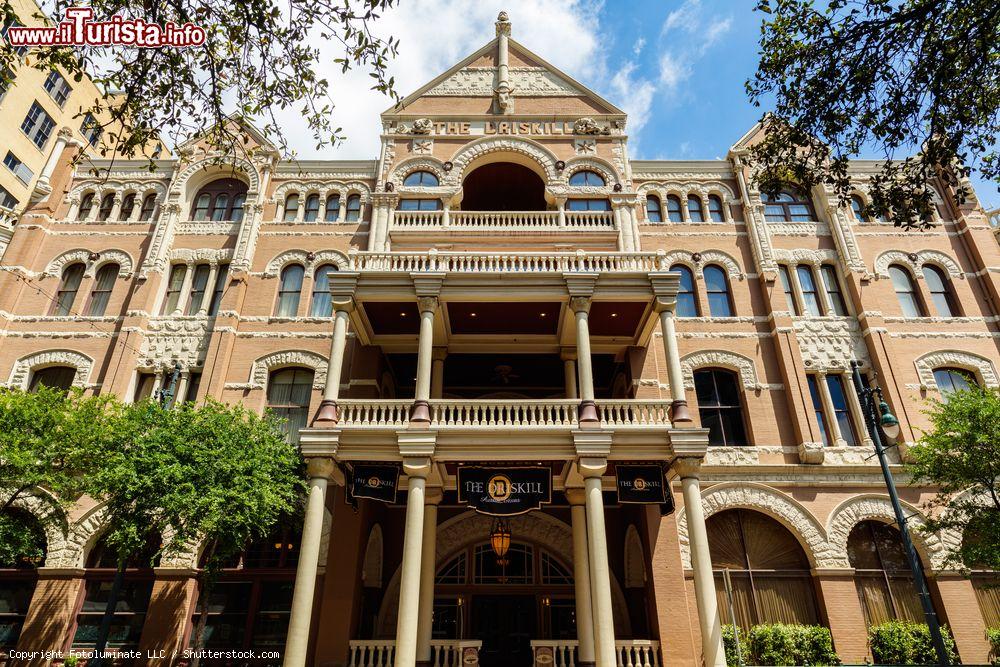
[1,12,999,667]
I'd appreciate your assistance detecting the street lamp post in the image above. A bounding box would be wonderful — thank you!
[849,361,951,666]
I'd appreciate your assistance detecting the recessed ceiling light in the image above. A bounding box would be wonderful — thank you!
[400,312,407,317]
[540,312,547,317]
[470,312,477,317]
[611,313,618,318]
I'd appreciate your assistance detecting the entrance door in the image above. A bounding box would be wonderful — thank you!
[471,595,536,667]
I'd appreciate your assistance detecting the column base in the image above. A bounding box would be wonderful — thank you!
[576,662,596,667]
[410,399,431,423]
[578,399,599,426]
[670,399,692,424]
[312,399,338,425]
[415,661,431,667]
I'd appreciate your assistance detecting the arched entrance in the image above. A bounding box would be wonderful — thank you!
[461,163,546,211]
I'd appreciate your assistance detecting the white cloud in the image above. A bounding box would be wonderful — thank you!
[269,0,605,159]
[654,0,732,102]
[661,0,701,35]
[633,36,646,57]
[703,16,733,50]
[658,52,692,92]
[610,62,656,136]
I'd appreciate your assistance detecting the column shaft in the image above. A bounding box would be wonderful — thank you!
[430,350,446,399]
[680,472,725,667]
[573,300,598,424]
[415,494,440,665]
[816,372,844,444]
[411,299,436,422]
[395,476,426,667]
[571,499,596,666]
[584,475,616,667]
[659,308,692,422]
[564,358,578,399]
[314,307,350,424]
[173,263,195,316]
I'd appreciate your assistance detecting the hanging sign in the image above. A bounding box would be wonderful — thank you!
[615,464,667,504]
[458,466,552,516]
[350,464,400,504]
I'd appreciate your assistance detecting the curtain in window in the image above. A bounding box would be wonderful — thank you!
[87,264,118,316]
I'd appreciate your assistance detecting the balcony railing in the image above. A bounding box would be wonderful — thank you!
[335,399,674,430]
[988,207,999,229]
[391,209,615,231]
[530,639,661,667]
[347,251,669,273]
[348,639,482,667]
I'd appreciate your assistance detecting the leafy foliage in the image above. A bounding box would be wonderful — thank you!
[722,624,840,666]
[0,0,400,159]
[908,386,1000,570]
[723,625,747,666]
[868,621,958,665]
[987,627,1000,666]
[748,0,1000,228]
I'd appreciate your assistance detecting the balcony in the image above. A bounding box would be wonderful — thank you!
[388,210,619,248]
[345,639,661,667]
[347,250,668,274]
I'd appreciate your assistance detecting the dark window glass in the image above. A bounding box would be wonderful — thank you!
[850,195,867,222]
[209,194,229,222]
[139,194,156,221]
[192,193,211,221]
[694,369,747,446]
[303,194,320,222]
[666,195,682,222]
[4,151,32,185]
[821,265,849,316]
[87,263,118,316]
[80,113,101,147]
[97,193,115,221]
[704,265,734,317]
[133,372,156,402]
[267,368,314,443]
[671,265,698,317]
[687,195,705,222]
[0,183,18,209]
[275,265,304,317]
[796,265,823,316]
[53,263,85,315]
[708,195,725,222]
[310,264,337,317]
[43,70,71,106]
[645,195,662,223]
[398,199,442,211]
[21,102,55,149]
[888,265,925,317]
[162,264,187,314]
[186,264,211,315]
[230,194,245,223]
[933,367,976,397]
[282,194,299,222]
[403,171,439,187]
[848,521,928,626]
[826,375,858,446]
[324,195,340,221]
[190,179,247,221]
[207,264,229,316]
[922,265,959,317]
[568,170,605,186]
[78,192,94,219]
[118,193,135,221]
[28,366,76,392]
[807,375,830,446]
[778,265,799,314]
[566,198,611,211]
[346,195,362,221]
[763,189,815,222]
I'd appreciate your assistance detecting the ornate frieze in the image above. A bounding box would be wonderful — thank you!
[424,67,581,97]
[791,317,870,372]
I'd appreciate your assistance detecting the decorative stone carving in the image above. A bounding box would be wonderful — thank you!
[45,249,135,279]
[1,490,69,567]
[168,248,233,265]
[676,482,840,569]
[248,350,328,390]
[411,138,433,155]
[574,139,597,155]
[7,350,94,389]
[424,67,580,97]
[43,249,93,278]
[410,118,433,135]
[263,249,349,278]
[914,350,999,389]
[139,318,213,369]
[792,317,870,372]
[573,117,608,135]
[826,495,947,569]
[56,504,110,568]
[874,249,963,279]
[679,350,760,390]
[658,250,744,280]
[445,136,558,186]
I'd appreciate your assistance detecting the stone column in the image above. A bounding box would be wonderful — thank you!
[430,347,447,399]
[283,457,337,667]
[172,262,195,316]
[562,349,578,399]
[196,263,219,316]
[33,126,72,194]
[571,297,599,425]
[579,457,616,666]
[108,194,123,222]
[557,197,567,227]
[844,373,873,446]
[566,488,596,667]
[658,304,692,423]
[674,458,725,667]
[395,458,430,667]
[314,299,353,424]
[815,372,845,445]
[174,371,191,405]
[415,487,443,667]
[410,297,438,423]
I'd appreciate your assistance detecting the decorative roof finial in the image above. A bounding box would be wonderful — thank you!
[496,11,511,37]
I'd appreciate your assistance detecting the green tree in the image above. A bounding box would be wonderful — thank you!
[908,386,1000,570]
[0,0,400,159]
[0,386,116,566]
[85,398,304,666]
[748,0,999,227]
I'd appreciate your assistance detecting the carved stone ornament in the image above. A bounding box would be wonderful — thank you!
[411,118,433,135]
[573,117,609,136]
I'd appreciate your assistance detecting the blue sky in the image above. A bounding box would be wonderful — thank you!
[274,0,998,208]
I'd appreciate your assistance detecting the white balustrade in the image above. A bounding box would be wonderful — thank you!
[347,251,670,274]
[348,640,481,667]
[530,640,660,667]
[988,207,1000,228]
[391,210,615,231]
[336,400,412,428]
[597,401,673,428]
[429,399,580,428]
[615,640,660,667]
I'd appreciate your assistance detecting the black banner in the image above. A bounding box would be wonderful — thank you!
[351,464,400,504]
[458,466,552,516]
[616,464,667,504]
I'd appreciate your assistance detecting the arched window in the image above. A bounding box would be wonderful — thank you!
[567,199,611,211]
[888,264,926,317]
[118,193,135,221]
[850,195,868,222]
[795,265,823,316]
[78,192,95,219]
[53,262,85,316]
[161,264,187,314]
[324,194,340,222]
[282,194,299,222]
[703,265,734,317]
[933,367,976,397]
[965,531,1000,628]
[708,509,818,628]
[778,265,799,315]
[569,170,605,187]
[645,195,663,223]
[345,194,362,221]
[275,265,304,317]
[0,509,46,649]
[398,199,442,211]
[848,520,928,626]
[310,264,338,317]
[403,171,439,187]
[694,369,747,446]
[267,368,314,442]
[28,366,76,392]
[97,193,115,222]
[922,265,960,317]
[708,195,725,222]
[687,195,705,223]
[821,265,849,316]
[190,179,248,221]
[86,263,118,316]
[666,195,683,222]
[670,265,698,317]
[303,194,320,222]
[139,193,156,221]
[763,188,815,222]
[73,532,159,649]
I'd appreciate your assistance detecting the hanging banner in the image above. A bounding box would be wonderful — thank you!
[458,466,552,516]
[660,493,676,517]
[351,464,400,504]
[615,464,667,504]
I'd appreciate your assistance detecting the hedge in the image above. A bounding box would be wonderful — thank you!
[868,621,959,665]
[722,623,840,666]
[986,627,1000,666]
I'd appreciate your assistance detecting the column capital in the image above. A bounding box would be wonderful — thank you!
[577,456,608,479]
[424,486,444,505]
[672,456,701,480]
[305,456,342,483]
[569,295,592,314]
[403,456,433,479]
[560,347,578,361]
[432,346,448,361]
[653,296,677,314]
[565,487,587,506]
[417,295,439,314]
[564,272,598,298]
[332,296,356,313]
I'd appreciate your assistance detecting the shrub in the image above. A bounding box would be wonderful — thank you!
[746,624,840,666]
[987,627,1000,666]
[723,624,747,666]
[868,621,958,665]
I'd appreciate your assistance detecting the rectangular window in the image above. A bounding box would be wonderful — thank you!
[807,375,831,446]
[73,579,153,648]
[826,374,858,446]
[778,265,799,314]
[795,265,823,316]
[0,65,13,102]
[0,183,18,209]
[20,101,55,149]
[1,18,28,57]
[3,151,33,185]
[162,264,187,314]
[42,70,71,107]
[185,264,211,315]
[184,371,202,403]
[0,581,34,648]
[80,113,102,147]
[821,265,849,316]
[133,372,156,402]
[207,263,229,316]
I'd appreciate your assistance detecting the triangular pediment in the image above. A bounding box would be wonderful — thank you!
[177,114,277,155]
[385,38,625,119]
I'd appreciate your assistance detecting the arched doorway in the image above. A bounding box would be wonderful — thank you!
[461,163,546,211]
